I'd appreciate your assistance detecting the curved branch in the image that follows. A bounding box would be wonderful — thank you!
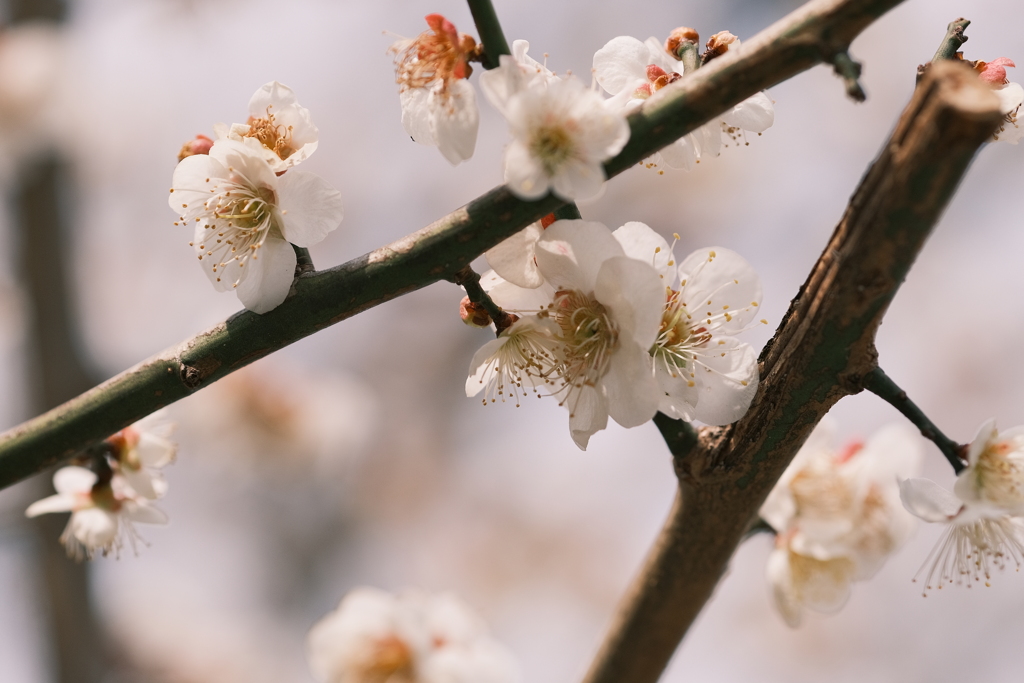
[580,62,1002,683]
[0,0,912,490]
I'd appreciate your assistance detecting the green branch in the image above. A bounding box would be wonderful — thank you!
[0,0,915,490]
[933,17,971,62]
[862,367,966,473]
[466,0,510,69]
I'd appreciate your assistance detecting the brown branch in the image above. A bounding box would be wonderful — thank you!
[580,61,1002,683]
[0,0,912,490]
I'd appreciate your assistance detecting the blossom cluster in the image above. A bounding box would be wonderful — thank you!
[390,18,777,200]
[26,413,176,560]
[760,420,921,626]
[467,219,764,449]
[306,587,519,683]
[169,81,344,314]
[900,419,1024,592]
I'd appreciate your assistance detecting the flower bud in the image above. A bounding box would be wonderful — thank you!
[177,134,213,161]
[460,296,491,328]
[702,31,739,65]
[976,57,1016,84]
[665,26,700,60]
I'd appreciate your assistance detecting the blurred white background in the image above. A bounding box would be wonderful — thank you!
[0,0,1022,681]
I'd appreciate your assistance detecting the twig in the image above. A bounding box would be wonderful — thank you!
[832,51,867,102]
[292,245,315,276]
[453,266,516,335]
[862,367,966,473]
[0,0,916,490]
[580,61,1002,683]
[918,18,971,82]
[466,0,510,70]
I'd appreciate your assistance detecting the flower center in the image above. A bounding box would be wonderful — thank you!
[651,290,709,382]
[360,635,415,682]
[973,442,1024,507]
[245,113,296,160]
[391,14,477,93]
[193,173,278,285]
[530,124,576,174]
[551,289,618,389]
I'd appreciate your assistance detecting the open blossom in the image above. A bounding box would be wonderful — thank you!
[484,212,558,289]
[593,34,774,170]
[479,39,557,113]
[613,223,763,424]
[105,411,176,500]
[901,418,1024,592]
[469,220,664,449]
[492,75,629,201]
[26,466,167,561]
[391,14,480,165]
[306,587,519,683]
[974,57,1023,144]
[170,138,344,313]
[215,81,319,172]
[761,420,921,626]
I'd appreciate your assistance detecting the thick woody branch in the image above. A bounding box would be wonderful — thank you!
[0,0,909,489]
[580,62,1002,683]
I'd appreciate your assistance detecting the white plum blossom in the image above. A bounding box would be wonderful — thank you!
[975,58,1023,144]
[105,411,176,500]
[479,39,557,113]
[215,81,319,172]
[593,34,774,170]
[390,14,480,165]
[613,223,763,424]
[761,420,922,626]
[491,75,629,201]
[901,418,1024,592]
[170,138,344,313]
[306,587,519,683]
[25,466,168,561]
[468,220,664,449]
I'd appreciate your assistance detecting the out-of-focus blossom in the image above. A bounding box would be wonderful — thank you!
[901,418,1024,591]
[170,138,343,313]
[974,57,1023,144]
[390,14,480,165]
[105,411,176,500]
[178,133,214,161]
[478,39,556,113]
[492,76,629,201]
[306,587,520,683]
[613,223,763,425]
[592,34,774,170]
[25,466,167,561]
[215,81,319,171]
[761,420,922,626]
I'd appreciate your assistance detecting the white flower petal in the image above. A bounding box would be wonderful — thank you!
[568,384,608,450]
[401,87,437,145]
[503,140,550,200]
[551,158,607,202]
[603,340,660,428]
[432,79,479,165]
[235,236,297,314]
[535,220,624,292]
[612,221,672,278]
[593,36,650,96]
[594,256,664,349]
[657,136,699,170]
[125,502,169,525]
[68,508,118,548]
[721,91,775,133]
[276,171,344,247]
[900,478,962,522]
[994,82,1024,115]
[26,494,76,517]
[677,246,762,331]
[691,337,758,426]
[486,222,544,289]
[52,466,97,495]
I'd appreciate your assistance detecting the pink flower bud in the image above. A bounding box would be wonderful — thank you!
[177,134,213,162]
[460,296,491,328]
[978,57,1016,84]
